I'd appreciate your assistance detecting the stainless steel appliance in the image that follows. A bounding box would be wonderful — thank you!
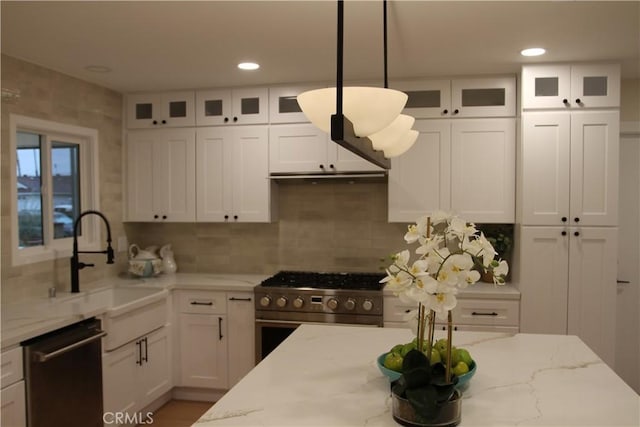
[254,271,385,361]
[22,318,106,427]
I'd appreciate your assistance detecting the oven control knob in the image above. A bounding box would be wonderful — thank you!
[362,299,374,311]
[260,296,272,307]
[293,297,304,309]
[276,296,288,308]
[327,298,339,310]
[344,298,356,311]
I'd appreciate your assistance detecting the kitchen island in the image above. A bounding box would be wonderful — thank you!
[194,324,639,426]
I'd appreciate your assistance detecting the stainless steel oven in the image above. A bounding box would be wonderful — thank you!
[254,271,385,362]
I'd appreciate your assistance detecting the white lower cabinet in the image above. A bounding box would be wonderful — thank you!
[384,295,519,333]
[176,290,255,390]
[102,326,172,417]
[1,347,25,427]
[518,226,617,366]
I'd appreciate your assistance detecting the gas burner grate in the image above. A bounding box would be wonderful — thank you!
[260,271,386,291]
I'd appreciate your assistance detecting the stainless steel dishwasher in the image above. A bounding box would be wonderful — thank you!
[22,318,106,427]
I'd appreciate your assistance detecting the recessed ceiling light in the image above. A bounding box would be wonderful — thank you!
[84,65,112,73]
[238,62,260,71]
[520,48,546,57]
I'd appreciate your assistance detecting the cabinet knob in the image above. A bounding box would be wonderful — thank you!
[154,214,159,219]
[561,230,567,236]
[224,117,229,123]
[161,119,167,124]
[561,216,567,222]
[319,164,325,170]
[442,109,448,114]
[152,120,158,125]
[233,215,238,220]
[453,109,460,115]
[575,98,582,105]
[574,231,580,237]
[162,215,167,220]
[329,164,335,169]
[224,214,229,220]
[574,217,580,223]
[233,117,238,122]
[562,99,569,106]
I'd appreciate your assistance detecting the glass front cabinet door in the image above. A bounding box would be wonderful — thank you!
[522,64,620,109]
[127,91,195,129]
[394,80,451,119]
[451,77,516,117]
[196,88,268,126]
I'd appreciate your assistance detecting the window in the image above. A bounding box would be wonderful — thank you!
[10,115,100,266]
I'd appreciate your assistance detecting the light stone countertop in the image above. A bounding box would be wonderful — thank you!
[194,324,639,427]
[0,273,267,349]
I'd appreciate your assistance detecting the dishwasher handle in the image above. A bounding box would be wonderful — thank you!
[32,330,107,363]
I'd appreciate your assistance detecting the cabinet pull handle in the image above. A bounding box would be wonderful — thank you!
[561,230,567,236]
[142,337,148,363]
[404,309,411,313]
[471,311,498,316]
[574,231,580,237]
[453,109,459,115]
[224,117,229,123]
[575,98,582,105]
[442,109,448,114]
[136,340,142,365]
[152,120,158,125]
[562,99,569,106]
[190,301,213,306]
[218,317,224,340]
[617,280,630,284]
[229,297,252,301]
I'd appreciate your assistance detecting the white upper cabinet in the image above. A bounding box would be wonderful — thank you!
[269,124,382,174]
[269,85,321,124]
[522,64,620,109]
[520,111,619,226]
[127,91,195,129]
[196,88,268,126]
[126,128,196,222]
[393,77,515,119]
[388,118,515,223]
[196,126,272,222]
[450,119,516,223]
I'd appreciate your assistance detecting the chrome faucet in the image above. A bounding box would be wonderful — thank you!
[70,210,115,293]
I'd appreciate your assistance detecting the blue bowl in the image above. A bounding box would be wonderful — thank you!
[377,353,477,388]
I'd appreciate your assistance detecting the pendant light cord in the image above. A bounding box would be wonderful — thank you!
[383,0,388,89]
[336,0,344,118]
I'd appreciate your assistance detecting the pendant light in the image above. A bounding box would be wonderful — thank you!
[297,0,416,168]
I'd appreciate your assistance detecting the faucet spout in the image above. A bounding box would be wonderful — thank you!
[70,210,115,293]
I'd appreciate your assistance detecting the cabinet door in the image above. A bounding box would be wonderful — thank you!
[154,129,197,222]
[127,93,161,129]
[232,126,270,222]
[102,340,139,415]
[520,112,571,225]
[570,64,620,108]
[196,127,234,221]
[451,77,516,117]
[179,314,228,389]
[570,111,619,226]
[567,227,617,367]
[388,120,451,222]
[126,131,158,221]
[450,118,515,223]
[269,86,318,124]
[160,91,196,127]
[1,381,25,427]
[232,88,269,125]
[269,124,330,173]
[328,143,384,172]
[139,327,172,406]
[393,79,451,119]
[227,293,255,386]
[196,89,233,126]
[522,64,572,109]
[518,226,569,334]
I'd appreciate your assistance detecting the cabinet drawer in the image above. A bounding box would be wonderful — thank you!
[383,296,416,323]
[178,291,227,314]
[452,299,519,327]
[1,347,23,388]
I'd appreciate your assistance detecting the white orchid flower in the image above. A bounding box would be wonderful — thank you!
[430,210,451,226]
[458,269,481,288]
[426,290,458,320]
[492,260,509,285]
[404,224,421,244]
[393,249,411,268]
[416,235,443,255]
[477,232,497,267]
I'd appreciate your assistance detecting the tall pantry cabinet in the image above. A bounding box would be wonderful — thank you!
[517,63,620,367]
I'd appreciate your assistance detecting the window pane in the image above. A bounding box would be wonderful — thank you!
[17,131,43,247]
[52,141,80,239]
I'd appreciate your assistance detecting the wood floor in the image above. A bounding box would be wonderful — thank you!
[139,400,213,427]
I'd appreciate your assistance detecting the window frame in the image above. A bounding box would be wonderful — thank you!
[9,114,101,266]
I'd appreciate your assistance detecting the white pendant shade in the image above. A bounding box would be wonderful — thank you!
[297,87,408,137]
[368,115,415,151]
[383,129,419,158]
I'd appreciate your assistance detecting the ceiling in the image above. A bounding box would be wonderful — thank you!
[2,1,639,94]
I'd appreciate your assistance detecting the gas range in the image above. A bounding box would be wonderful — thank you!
[254,271,385,325]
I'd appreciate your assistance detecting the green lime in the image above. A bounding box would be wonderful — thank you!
[400,342,415,357]
[452,361,469,376]
[429,348,441,366]
[458,348,473,366]
[390,344,404,354]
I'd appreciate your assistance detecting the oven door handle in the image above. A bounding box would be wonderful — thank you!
[255,319,302,326]
[32,330,107,363]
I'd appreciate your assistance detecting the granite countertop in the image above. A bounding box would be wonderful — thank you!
[194,324,639,426]
[1,273,267,349]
